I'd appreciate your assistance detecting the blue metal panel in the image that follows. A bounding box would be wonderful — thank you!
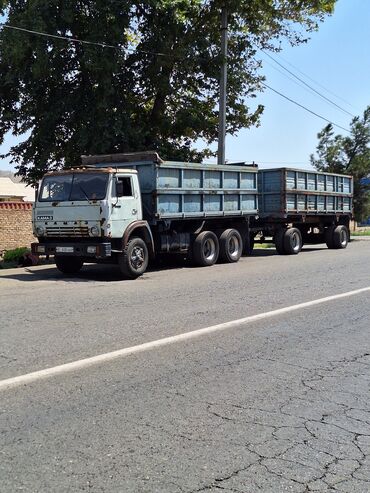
[158,168,180,188]
[326,176,334,192]
[204,171,221,189]
[223,172,239,189]
[317,196,325,211]
[343,177,351,193]
[307,173,316,191]
[263,171,281,192]
[157,194,180,214]
[297,194,306,211]
[240,174,256,190]
[204,194,221,212]
[317,175,325,191]
[307,195,316,210]
[224,194,239,211]
[286,171,296,190]
[297,172,306,190]
[183,169,201,189]
[184,194,201,213]
[263,194,281,212]
[241,194,257,211]
[286,194,296,210]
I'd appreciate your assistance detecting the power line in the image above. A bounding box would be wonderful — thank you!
[0,23,175,58]
[262,82,350,133]
[269,51,359,113]
[260,49,355,118]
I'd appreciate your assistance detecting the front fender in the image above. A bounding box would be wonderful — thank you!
[122,221,155,258]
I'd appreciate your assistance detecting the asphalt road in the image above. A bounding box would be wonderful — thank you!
[1,240,370,492]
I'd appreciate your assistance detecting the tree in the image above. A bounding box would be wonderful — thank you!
[0,0,336,183]
[311,107,370,222]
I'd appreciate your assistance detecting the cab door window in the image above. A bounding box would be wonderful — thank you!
[116,177,133,197]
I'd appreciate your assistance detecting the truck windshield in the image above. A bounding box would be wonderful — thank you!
[39,173,109,202]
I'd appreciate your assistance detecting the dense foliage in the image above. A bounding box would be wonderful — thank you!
[0,0,335,183]
[311,107,370,222]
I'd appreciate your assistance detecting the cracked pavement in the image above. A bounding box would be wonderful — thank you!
[1,242,370,492]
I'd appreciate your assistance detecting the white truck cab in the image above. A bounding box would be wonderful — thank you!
[32,167,154,278]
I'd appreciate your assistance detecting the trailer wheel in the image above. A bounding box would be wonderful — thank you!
[284,227,303,255]
[192,231,219,266]
[274,228,287,255]
[332,225,349,249]
[219,229,243,263]
[55,256,84,274]
[325,226,335,249]
[118,237,149,279]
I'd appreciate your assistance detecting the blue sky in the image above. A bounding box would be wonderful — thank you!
[0,0,369,171]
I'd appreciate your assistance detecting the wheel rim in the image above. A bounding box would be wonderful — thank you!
[340,228,347,246]
[130,246,145,270]
[291,232,301,252]
[203,238,217,262]
[228,235,240,259]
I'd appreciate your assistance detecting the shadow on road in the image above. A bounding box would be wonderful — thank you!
[0,246,327,283]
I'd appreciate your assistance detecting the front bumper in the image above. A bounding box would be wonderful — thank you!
[32,241,112,258]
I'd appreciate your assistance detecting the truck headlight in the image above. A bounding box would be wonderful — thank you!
[36,226,45,236]
[90,226,99,236]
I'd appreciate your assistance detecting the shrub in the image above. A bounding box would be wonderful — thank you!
[3,247,29,263]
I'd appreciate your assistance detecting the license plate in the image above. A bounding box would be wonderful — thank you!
[56,246,74,253]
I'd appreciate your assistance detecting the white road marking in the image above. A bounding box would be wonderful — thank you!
[1,286,369,391]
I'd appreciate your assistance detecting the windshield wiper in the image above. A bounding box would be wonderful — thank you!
[77,183,91,201]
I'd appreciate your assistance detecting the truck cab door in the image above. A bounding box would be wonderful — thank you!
[111,175,141,237]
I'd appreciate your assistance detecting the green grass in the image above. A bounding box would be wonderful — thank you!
[351,231,370,236]
[254,243,275,249]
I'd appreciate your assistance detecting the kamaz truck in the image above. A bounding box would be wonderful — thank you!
[31,152,353,278]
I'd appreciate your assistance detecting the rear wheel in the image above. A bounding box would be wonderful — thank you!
[284,227,303,255]
[219,229,243,263]
[192,231,219,266]
[274,228,286,255]
[332,225,349,249]
[55,256,84,274]
[325,225,336,249]
[118,237,149,279]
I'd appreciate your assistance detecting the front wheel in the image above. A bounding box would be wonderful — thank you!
[55,256,84,274]
[118,237,149,279]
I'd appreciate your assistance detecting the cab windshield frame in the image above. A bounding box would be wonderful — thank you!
[39,172,109,202]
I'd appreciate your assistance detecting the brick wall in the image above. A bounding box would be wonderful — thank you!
[0,202,35,252]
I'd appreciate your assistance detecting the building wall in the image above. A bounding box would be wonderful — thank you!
[0,202,35,252]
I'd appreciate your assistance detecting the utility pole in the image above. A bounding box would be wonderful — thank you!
[217,6,228,165]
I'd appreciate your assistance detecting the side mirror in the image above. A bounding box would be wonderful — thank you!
[116,180,124,197]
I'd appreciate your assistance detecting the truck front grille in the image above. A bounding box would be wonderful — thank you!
[45,226,90,237]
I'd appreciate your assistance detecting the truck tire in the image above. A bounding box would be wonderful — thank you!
[192,231,219,266]
[55,256,84,274]
[284,227,303,255]
[332,225,349,249]
[118,237,149,279]
[325,226,335,249]
[219,229,243,263]
[274,228,287,255]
